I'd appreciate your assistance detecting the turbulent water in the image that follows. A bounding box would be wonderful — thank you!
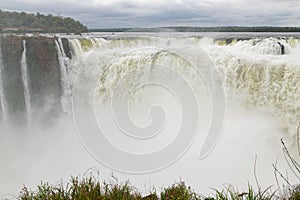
[0,33,299,196]
[1,33,297,134]
[0,44,7,122]
[20,40,31,124]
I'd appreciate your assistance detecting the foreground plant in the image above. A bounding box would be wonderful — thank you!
[273,123,300,200]
[160,181,200,200]
[20,176,145,200]
[19,177,277,200]
[209,185,276,200]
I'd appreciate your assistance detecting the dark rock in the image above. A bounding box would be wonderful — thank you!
[61,38,72,59]
[0,36,26,124]
[26,36,62,125]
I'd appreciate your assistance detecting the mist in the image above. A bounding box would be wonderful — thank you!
[0,33,299,197]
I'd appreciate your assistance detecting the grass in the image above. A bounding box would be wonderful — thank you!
[19,176,279,200]
[286,185,300,200]
[20,176,144,200]
[160,182,200,200]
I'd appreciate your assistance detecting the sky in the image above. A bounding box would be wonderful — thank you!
[0,0,300,28]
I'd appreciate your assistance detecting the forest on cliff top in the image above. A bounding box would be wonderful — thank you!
[0,10,87,33]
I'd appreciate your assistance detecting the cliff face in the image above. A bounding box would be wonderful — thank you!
[61,38,72,59]
[1,36,26,123]
[26,37,62,124]
[0,36,73,125]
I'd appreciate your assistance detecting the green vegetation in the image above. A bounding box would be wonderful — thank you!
[20,176,147,200]
[160,182,200,200]
[0,10,87,33]
[19,177,281,200]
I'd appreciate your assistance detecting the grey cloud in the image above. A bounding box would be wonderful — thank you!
[0,0,299,28]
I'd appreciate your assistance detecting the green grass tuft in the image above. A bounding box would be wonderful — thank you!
[19,176,278,200]
[160,181,200,200]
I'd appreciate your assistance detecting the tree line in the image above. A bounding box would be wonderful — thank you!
[90,26,300,32]
[165,26,300,32]
[0,10,87,34]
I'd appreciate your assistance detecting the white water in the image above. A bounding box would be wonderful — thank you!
[66,36,300,138]
[66,35,299,189]
[203,38,300,140]
[232,38,290,55]
[55,39,70,113]
[69,38,83,55]
[57,38,66,58]
[0,45,8,122]
[20,40,31,124]
[1,34,300,197]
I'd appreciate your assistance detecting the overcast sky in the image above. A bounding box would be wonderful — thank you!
[1,0,300,28]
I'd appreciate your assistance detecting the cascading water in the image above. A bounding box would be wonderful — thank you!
[0,34,299,142]
[69,38,84,55]
[1,34,300,197]
[55,38,70,113]
[20,40,31,123]
[203,38,300,138]
[227,38,290,55]
[66,36,300,137]
[57,38,67,58]
[66,35,300,190]
[0,43,8,122]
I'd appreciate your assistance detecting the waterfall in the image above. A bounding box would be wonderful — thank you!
[57,38,66,57]
[210,46,300,135]
[0,35,299,133]
[20,40,31,123]
[69,39,83,55]
[0,44,8,121]
[55,39,70,113]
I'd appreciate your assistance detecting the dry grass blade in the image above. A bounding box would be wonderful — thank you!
[281,139,300,180]
[297,122,300,157]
